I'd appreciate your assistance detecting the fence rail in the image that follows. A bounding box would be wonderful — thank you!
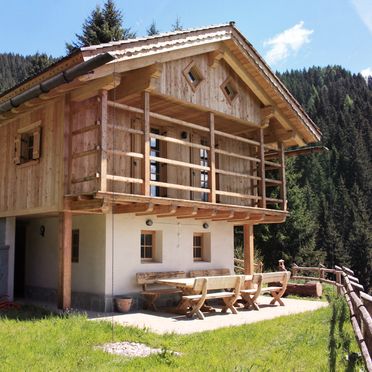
[291,263,372,370]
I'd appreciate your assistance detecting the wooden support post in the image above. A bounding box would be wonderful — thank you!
[243,225,254,275]
[209,112,216,203]
[58,206,72,310]
[279,142,287,211]
[100,90,108,192]
[258,127,266,208]
[142,91,150,196]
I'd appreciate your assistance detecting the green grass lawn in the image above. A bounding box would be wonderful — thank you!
[0,297,365,371]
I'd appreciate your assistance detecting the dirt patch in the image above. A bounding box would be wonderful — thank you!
[97,341,180,358]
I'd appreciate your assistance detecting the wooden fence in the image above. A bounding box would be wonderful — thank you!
[291,263,372,371]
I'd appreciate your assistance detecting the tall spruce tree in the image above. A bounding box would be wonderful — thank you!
[171,17,183,31]
[66,0,135,53]
[146,21,160,36]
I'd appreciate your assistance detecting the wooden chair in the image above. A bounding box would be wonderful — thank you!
[182,275,243,320]
[240,273,263,310]
[260,271,291,306]
[136,271,186,311]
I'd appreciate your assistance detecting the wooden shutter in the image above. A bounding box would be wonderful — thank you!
[32,126,41,160]
[14,134,21,165]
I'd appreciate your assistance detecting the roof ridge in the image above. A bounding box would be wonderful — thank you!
[80,22,233,51]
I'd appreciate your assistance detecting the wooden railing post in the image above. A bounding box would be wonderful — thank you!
[209,112,216,203]
[99,90,108,192]
[243,224,254,275]
[58,201,72,310]
[142,91,150,196]
[279,142,286,210]
[258,127,266,208]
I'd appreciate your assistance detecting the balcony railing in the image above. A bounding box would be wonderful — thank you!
[70,91,286,211]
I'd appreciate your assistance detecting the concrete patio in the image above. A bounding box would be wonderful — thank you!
[90,296,328,335]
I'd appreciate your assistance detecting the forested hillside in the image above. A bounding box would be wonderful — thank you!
[1,53,371,289]
[0,53,56,94]
[255,67,371,290]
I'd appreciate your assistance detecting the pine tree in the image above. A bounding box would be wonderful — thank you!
[171,17,183,31]
[66,0,135,53]
[26,53,55,77]
[146,21,160,36]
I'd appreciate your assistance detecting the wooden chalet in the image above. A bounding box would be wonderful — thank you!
[0,23,321,311]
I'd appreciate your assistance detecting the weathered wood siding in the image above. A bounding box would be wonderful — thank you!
[70,97,100,195]
[0,98,64,216]
[154,54,262,124]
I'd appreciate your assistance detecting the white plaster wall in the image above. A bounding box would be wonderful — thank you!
[25,215,106,294]
[25,217,59,289]
[105,214,234,295]
[72,215,106,294]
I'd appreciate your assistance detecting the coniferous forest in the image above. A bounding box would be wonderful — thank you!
[255,67,371,290]
[0,3,370,290]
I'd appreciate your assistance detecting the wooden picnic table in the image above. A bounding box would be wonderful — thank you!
[157,275,253,289]
[157,275,253,314]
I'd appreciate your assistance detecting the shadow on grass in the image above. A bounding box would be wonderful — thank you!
[0,304,58,321]
[327,295,364,372]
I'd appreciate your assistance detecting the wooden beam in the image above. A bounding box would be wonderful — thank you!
[260,106,274,128]
[136,204,175,216]
[229,214,265,223]
[156,205,178,217]
[115,203,154,214]
[142,91,150,196]
[194,209,218,220]
[258,128,266,208]
[208,50,224,68]
[175,207,199,218]
[208,112,216,203]
[243,225,254,275]
[99,91,108,192]
[58,208,72,310]
[279,142,287,211]
[110,63,162,100]
[211,211,234,221]
[70,74,121,102]
[70,199,104,211]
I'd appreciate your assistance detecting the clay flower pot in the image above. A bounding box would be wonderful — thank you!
[115,296,133,313]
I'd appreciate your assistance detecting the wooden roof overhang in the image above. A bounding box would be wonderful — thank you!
[0,23,321,148]
[65,192,288,225]
[79,23,321,147]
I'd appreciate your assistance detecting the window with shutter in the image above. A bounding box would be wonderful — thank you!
[15,121,42,165]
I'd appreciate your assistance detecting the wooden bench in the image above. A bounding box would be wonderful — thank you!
[182,275,244,320]
[260,271,291,306]
[136,271,186,311]
[240,273,263,310]
[189,268,231,278]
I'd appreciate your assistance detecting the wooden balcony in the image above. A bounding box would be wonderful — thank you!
[67,91,287,223]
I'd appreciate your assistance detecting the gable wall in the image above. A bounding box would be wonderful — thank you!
[154,54,262,124]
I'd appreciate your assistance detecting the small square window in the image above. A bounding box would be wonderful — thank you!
[15,122,41,165]
[72,230,79,263]
[141,230,156,262]
[221,77,238,104]
[183,62,204,91]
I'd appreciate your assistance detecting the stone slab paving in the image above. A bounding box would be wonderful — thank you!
[90,296,328,335]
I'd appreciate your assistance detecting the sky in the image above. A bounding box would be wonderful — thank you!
[0,0,371,77]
